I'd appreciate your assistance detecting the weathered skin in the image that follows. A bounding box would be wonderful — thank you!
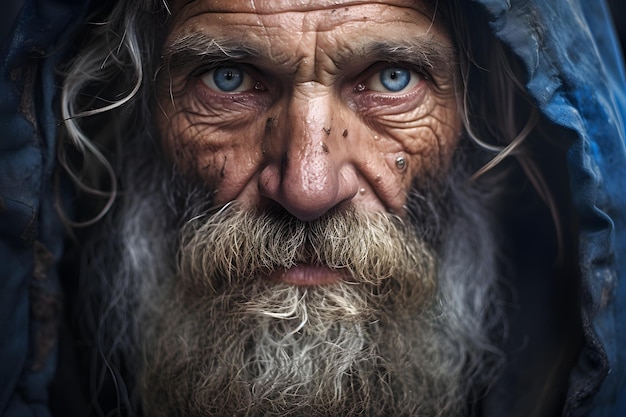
[156,0,460,283]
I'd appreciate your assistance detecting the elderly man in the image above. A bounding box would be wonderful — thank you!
[1,0,626,416]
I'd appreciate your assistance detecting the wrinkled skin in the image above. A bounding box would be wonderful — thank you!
[157,0,460,284]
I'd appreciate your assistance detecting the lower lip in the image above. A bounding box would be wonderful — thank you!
[268,265,343,286]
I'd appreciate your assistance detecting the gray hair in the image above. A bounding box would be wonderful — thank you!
[58,0,169,226]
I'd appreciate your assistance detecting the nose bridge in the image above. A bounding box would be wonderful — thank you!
[259,84,357,220]
[286,84,332,173]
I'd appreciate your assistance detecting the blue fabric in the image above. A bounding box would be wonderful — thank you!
[475,0,626,415]
[0,1,87,416]
[1,0,625,416]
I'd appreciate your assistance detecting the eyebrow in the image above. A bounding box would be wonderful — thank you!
[334,39,457,80]
[161,32,457,80]
[160,33,263,74]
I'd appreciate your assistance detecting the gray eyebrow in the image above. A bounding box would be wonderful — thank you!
[334,39,457,79]
[160,32,457,81]
[160,32,262,73]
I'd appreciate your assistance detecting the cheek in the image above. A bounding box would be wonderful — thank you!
[156,96,266,200]
[404,117,460,189]
[328,95,459,215]
[365,94,461,187]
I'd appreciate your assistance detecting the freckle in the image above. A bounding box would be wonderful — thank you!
[321,142,329,153]
[342,129,348,137]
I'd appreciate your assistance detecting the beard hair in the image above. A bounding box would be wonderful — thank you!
[141,204,438,416]
[79,145,503,417]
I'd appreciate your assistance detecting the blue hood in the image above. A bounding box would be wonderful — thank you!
[477,1,626,415]
[1,0,625,416]
[1,0,88,416]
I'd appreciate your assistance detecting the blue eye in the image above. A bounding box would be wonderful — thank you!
[200,65,256,93]
[213,66,244,91]
[380,68,411,91]
[363,66,420,93]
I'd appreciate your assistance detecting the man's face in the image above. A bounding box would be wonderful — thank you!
[131,1,496,415]
[157,0,460,222]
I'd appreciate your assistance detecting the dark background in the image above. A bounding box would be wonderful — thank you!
[608,0,626,55]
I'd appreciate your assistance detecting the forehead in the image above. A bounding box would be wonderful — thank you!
[169,0,435,14]
[166,0,447,47]
[163,0,454,79]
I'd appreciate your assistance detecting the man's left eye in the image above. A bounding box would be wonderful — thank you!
[200,66,256,93]
[365,67,420,93]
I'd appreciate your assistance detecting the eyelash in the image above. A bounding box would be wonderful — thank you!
[369,62,432,82]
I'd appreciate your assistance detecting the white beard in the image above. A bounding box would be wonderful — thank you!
[80,154,503,417]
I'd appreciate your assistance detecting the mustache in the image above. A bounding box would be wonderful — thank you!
[178,203,436,297]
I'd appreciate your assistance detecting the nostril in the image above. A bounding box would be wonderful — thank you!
[279,152,289,177]
[258,164,280,198]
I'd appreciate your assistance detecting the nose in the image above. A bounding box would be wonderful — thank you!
[258,87,359,221]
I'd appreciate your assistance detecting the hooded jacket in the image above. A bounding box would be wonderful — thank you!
[1,0,625,416]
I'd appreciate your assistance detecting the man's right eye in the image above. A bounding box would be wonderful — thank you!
[200,65,255,93]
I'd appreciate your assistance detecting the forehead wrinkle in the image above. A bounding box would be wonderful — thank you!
[164,2,450,82]
[172,1,437,34]
[255,11,312,76]
[173,0,431,16]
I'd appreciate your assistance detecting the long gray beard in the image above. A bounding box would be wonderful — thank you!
[83,154,503,417]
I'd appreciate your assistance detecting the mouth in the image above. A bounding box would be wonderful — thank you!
[267,264,344,286]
